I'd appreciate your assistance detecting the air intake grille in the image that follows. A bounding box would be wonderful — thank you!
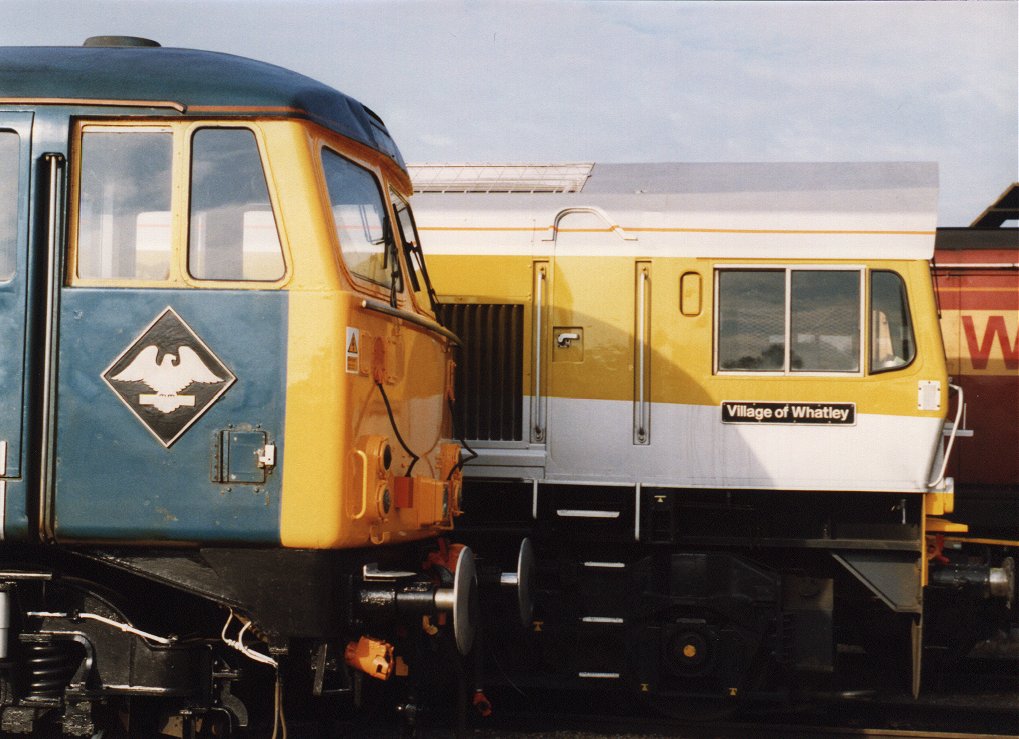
[438,303,524,441]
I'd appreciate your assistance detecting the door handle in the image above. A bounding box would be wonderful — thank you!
[556,332,579,348]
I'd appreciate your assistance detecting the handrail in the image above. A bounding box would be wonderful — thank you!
[634,266,650,444]
[351,450,369,520]
[360,297,461,347]
[928,384,963,490]
[39,154,64,541]
[0,97,187,113]
[542,206,637,242]
[532,265,547,442]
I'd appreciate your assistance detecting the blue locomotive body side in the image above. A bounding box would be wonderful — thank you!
[0,113,35,539]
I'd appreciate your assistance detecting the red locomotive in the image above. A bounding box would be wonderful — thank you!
[933,183,1018,539]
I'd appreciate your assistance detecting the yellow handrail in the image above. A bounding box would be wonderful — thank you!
[351,450,369,520]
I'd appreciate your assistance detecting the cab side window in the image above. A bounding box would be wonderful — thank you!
[870,271,915,372]
[321,149,391,288]
[391,191,436,312]
[717,270,785,371]
[77,130,173,281]
[717,268,862,374]
[188,128,284,281]
[0,131,18,281]
[790,270,860,372]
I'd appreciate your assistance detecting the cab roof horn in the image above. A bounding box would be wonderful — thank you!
[83,36,161,48]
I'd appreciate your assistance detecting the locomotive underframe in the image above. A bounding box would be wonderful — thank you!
[0,541,468,736]
[459,479,1007,711]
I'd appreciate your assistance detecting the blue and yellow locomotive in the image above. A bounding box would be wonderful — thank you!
[0,38,491,735]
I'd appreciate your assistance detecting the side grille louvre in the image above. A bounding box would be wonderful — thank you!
[438,303,523,442]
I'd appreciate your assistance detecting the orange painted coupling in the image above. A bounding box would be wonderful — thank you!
[344,636,395,681]
[425,538,465,576]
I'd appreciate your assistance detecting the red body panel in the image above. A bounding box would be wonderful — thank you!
[934,234,1018,533]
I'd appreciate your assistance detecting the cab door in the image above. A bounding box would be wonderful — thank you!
[0,113,33,539]
[45,123,289,544]
[545,209,649,482]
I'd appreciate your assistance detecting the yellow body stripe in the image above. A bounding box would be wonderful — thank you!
[431,254,946,419]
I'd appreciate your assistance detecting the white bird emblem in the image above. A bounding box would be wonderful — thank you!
[111,345,224,413]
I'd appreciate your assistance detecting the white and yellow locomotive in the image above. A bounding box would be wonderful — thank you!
[415,162,1014,709]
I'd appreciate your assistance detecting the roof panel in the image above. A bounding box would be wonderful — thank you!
[410,163,594,193]
[0,45,404,168]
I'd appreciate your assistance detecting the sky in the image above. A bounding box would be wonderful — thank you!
[3,0,1017,226]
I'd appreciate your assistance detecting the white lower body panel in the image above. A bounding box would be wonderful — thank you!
[467,397,944,493]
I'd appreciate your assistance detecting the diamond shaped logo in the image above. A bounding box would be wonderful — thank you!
[103,307,236,447]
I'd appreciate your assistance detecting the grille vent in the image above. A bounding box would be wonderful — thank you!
[438,303,524,441]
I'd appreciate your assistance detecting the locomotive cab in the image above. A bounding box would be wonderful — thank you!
[0,41,487,735]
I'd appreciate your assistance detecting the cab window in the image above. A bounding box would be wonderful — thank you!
[76,129,173,281]
[790,270,860,372]
[188,128,284,281]
[390,190,437,312]
[870,271,915,372]
[0,131,19,281]
[322,149,392,288]
[717,268,862,374]
[717,270,786,371]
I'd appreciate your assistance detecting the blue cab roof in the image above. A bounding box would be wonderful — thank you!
[0,44,405,168]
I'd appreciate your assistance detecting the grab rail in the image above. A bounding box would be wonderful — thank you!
[360,298,461,347]
[39,154,64,541]
[928,384,963,490]
[532,264,547,443]
[351,450,369,520]
[634,265,650,444]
